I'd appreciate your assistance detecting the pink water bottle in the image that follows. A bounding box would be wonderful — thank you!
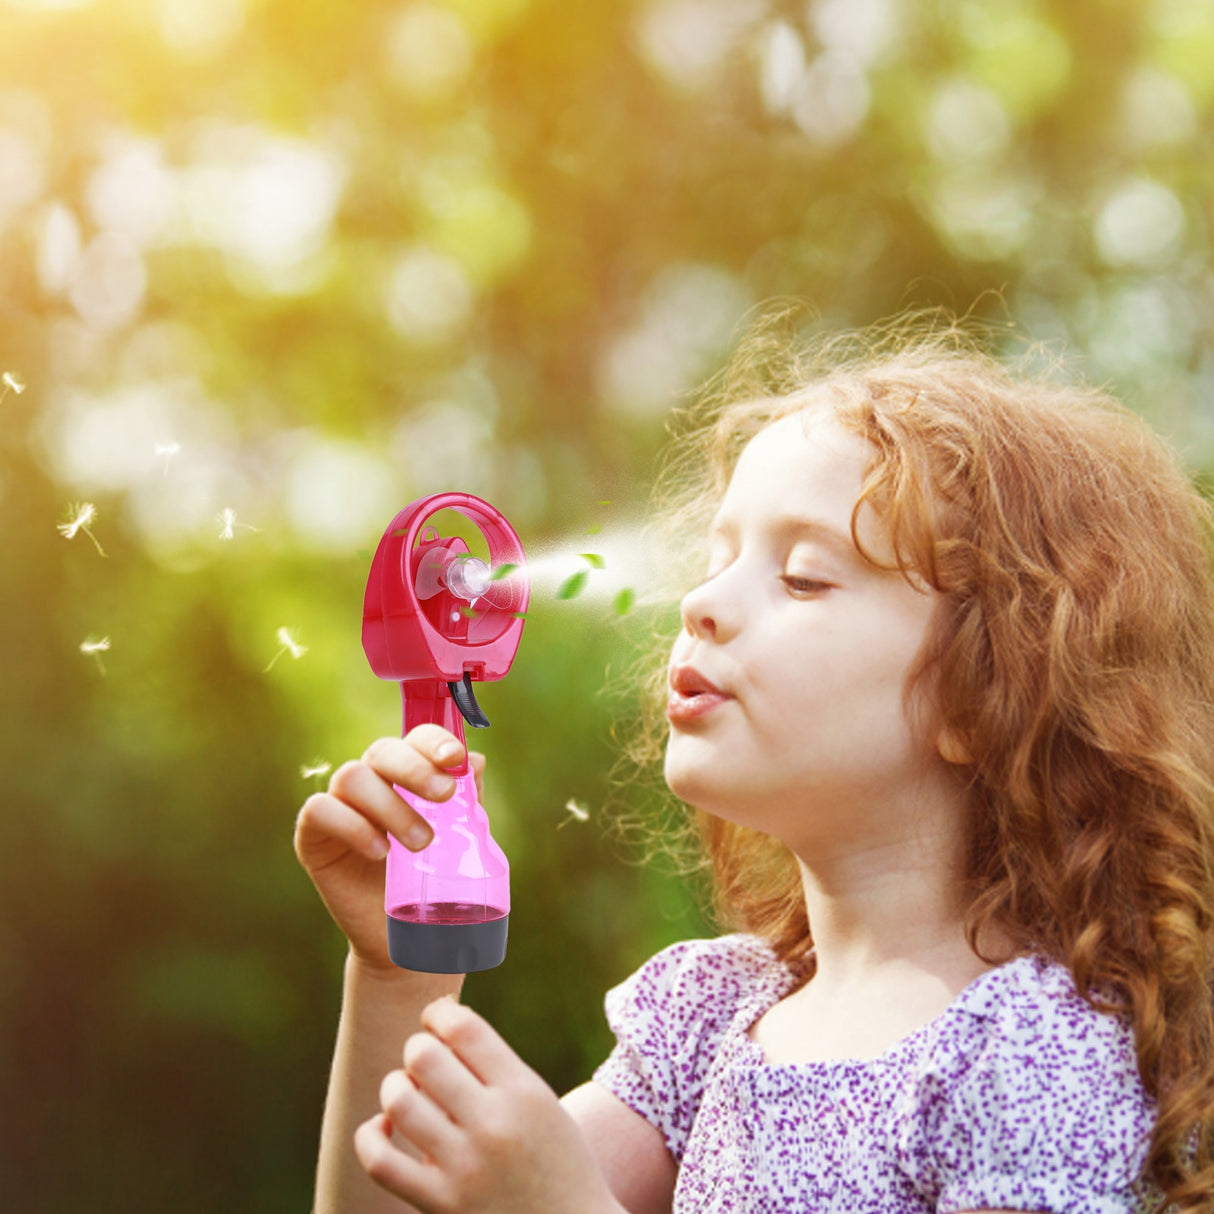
[362,492,529,973]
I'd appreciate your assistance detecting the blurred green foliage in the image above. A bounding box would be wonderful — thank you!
[0,0,1211,1209]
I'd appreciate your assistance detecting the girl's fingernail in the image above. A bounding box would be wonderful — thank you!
[436,742,461,762]
[406,824,433,850]
[368,837,390,859]
[427,774,454,798]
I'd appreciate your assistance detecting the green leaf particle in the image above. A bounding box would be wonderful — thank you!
[613,587,635,615]
[579,553,605,570]
[459,605,480,618]
[557,570,588,599]
[491,563,518,581]
[585,523,602,534]
[510,611,528,619]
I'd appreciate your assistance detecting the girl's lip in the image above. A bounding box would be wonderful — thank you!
[666,690,732,724]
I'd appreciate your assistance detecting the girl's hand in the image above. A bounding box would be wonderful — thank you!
[354,997,623,1214]
[294,726,487,973]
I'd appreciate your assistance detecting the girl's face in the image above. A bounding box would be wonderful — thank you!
[665,406,958,854]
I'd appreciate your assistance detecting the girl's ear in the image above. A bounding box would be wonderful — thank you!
[937,727,973,766]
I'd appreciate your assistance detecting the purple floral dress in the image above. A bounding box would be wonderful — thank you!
[592,933,1162,1212]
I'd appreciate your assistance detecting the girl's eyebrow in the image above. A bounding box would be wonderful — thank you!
[708,512,857,561]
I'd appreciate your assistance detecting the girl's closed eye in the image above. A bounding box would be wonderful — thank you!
[689,568,834,595]
[781,575,833,596]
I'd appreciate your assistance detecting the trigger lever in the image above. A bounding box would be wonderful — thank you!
[448,672,491,729]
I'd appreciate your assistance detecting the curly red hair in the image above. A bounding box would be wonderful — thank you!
[603,306,1214,1210]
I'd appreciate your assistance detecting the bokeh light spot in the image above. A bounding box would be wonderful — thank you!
[759,21,807,115]
[926,79,1011,163]
[386,3,475,102]
[67,234,147,329]
[920,170,1038,262]
[598,262,750,419]
[85,133,177,247]
[810,0,902,68]
[1121,67,1196,151]
[284,436,400,555]
[1093,178,1185,268]
[384,247,475,343]
[790,51,870,146]
[957,1,1070,121]
[420,168,532,290]
[636,0,765,92]
[157,0,244,56]
[36,202,82,294]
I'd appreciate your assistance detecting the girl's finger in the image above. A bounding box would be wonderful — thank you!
[403,1029,487,1129]
[379,1068,462,1163]
[361,735,461,800]
[420,998,538,1091]
[294,792,391,865]
[353,1111,445,1208]
[326,761,437,850]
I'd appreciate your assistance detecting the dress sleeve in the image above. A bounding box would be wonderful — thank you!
[591,935,754,1164]
[893,956,1162,1214]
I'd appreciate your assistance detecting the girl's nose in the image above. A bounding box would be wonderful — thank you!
[683,606,716,639]
[681,578,731,641]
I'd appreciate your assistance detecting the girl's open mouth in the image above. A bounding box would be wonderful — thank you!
[666,689,731,724]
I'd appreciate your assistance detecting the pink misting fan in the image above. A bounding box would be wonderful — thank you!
[362,492,529,973]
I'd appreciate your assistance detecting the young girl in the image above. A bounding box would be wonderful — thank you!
[296,313,1214,1214]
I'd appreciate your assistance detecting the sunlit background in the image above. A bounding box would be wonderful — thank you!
[2,0,1212,1207]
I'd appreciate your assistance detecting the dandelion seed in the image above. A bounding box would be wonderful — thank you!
[300,759,332,787]
[1,372,25,400]
[217,507,261,541]
[557,798,591,830]
[80,635,111,675]
[155,441,181,476]
[264,626,308,672]
[57,501,94,538]
[57,501,107,557]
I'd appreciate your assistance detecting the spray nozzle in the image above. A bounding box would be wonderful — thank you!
[445,556,492,601]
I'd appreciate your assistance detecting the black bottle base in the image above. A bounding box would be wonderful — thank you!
[386,910,509,973]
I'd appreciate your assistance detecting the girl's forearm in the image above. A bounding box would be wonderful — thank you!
[314,951,465,1214]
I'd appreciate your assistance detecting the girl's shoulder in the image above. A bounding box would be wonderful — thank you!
[898,952,1162,1209]
[606,931,788,997]
[909,949,1150,1108]
[593,934,790,1164]
[941,949,1140,1056]
[602,931,794,1042]
[619,930,785,979]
